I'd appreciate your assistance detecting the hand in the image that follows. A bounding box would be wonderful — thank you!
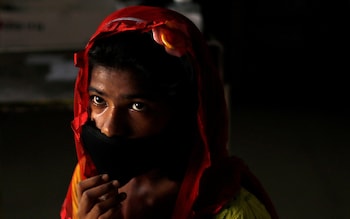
[77,174,127,219]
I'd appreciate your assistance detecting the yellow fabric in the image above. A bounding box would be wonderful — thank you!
[71,164,81,219]
[70,156,87,219]
[214,188,272,219]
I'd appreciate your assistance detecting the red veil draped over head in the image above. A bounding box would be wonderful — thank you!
[60,5,278,219]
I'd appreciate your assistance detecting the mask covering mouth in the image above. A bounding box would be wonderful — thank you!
[81,121,188,186]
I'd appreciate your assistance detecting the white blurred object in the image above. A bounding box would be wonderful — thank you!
[26,54,77,82]
[167,0,203,31]
[114,0,141,10]
[0,0,116,52]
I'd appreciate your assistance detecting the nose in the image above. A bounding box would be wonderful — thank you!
[97,107,126,137]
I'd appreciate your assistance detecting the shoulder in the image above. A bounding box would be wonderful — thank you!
[213,187,272,219]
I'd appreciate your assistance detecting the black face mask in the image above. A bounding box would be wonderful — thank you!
[81,121,191,186]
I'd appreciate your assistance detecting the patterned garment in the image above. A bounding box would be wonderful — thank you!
[214,188,272,219]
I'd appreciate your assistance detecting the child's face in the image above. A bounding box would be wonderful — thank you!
[88,65,174,138]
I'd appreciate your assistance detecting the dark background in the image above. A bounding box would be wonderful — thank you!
[201,0,350,110]
[1,0,350,218]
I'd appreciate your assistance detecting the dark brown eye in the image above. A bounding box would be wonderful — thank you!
[91,95,106,106]
[131,102,146,111]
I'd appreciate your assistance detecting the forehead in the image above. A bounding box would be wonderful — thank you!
[90,65,167,99]
[90,65,145,88]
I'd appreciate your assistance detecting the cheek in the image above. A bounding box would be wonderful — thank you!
[89,110,103,127]
[89,106,108,125]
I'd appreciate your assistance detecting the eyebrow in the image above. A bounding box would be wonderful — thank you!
[88,87,104,95]
[88,87,156,100]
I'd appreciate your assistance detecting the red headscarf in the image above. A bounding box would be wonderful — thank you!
[61,5,278,219]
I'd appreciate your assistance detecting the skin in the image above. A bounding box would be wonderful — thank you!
[77,65,182,219]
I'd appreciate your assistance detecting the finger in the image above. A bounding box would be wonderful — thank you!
[79,180,120,214]
[89,201,122,219]
[85,193,123,218]
[91,192,127,218]
[77,174,109,200]
[98,186,124,202]
[78,201,122,219]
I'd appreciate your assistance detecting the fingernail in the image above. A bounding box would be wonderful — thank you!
[101,174,109,181]
[112,180,119,187]
[99,195,107,201]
